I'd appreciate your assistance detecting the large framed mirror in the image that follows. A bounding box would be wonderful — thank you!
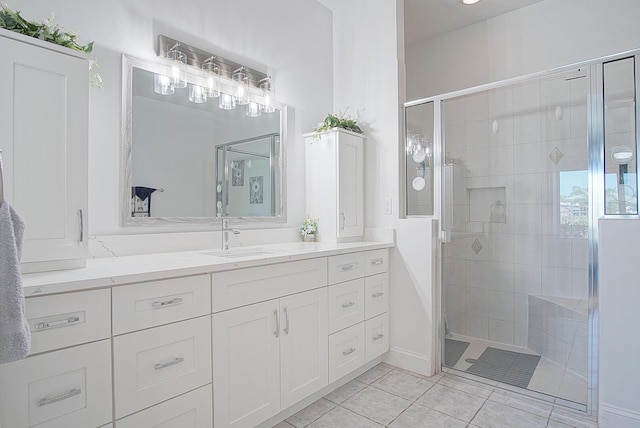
[121,54,287,226]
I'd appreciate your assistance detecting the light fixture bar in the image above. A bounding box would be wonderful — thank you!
[156,35,268,87]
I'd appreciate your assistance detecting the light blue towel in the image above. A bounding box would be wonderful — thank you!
[0,199,30,364]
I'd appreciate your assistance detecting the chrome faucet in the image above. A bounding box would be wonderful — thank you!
[221,218,240,250]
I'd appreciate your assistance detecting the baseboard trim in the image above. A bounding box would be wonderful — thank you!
[383,346,432,376]
[601,403,640,427]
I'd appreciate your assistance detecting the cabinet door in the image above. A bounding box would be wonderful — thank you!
[337,133,363,239]
[0,34,88,269]
[213,300,280,428]
[280,288,328,409]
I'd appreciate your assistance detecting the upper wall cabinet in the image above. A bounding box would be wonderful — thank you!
[0,29,89,273]
[304,129,364,242]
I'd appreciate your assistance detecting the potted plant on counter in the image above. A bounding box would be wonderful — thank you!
[300,217,318,242]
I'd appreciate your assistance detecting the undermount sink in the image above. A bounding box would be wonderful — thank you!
[201,248,275,259]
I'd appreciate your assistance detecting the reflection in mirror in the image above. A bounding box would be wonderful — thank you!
[404,101,434,216]
[121,55,286,225]
[603,56,638,215]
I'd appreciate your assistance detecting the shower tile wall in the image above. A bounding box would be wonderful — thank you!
[443,73,589,348]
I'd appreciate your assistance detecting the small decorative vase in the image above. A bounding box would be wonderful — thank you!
[303,233,316,242]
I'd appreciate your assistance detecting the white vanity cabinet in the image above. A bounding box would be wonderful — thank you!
[0,29,89,273]
[304,129,364,242]
[212,283,328,428]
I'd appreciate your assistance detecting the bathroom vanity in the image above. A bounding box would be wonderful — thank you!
[0,242,391,428]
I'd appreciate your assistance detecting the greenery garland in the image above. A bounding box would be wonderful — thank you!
[0,3,103,88]
[313,111,363,134]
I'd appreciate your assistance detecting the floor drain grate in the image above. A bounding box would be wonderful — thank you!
[465,358,478,364]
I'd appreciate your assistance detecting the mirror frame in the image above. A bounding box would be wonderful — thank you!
[120,54,287,226]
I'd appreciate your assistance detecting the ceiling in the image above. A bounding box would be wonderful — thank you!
[315,0,544,45]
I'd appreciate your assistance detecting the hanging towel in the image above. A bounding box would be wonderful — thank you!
[0,199,30,364]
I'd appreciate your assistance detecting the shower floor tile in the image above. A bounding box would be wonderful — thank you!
[447,334,587,405]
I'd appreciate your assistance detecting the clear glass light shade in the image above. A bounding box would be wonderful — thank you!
[219,93,236,110]
[202,61,220,98]
[246,101,261,117]
[167,49,187,89]
[233,68,250,105]
[260,77,275,113]
[154,74,174,95]
[189,84,207,103]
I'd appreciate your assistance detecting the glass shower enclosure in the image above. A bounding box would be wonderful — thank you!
[404,52,639,414]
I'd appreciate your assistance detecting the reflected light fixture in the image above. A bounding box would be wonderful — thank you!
[460,0,480,4]
[246,101,261,117]
[260,76,275,113]
[154,73,174,95]
[219,93,236,110]
[612,145,635,164]
[166,43,187,89]
[189,84,207,103]
[232,67,250,105]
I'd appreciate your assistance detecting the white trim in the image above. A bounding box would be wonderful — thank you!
[383,346,432,376]
[600,404,640,428]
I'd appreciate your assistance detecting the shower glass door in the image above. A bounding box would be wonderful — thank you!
[440,69,591,405]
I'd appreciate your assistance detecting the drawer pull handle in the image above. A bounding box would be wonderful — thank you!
[373,333,384,341]
[340,263,356,272]
[154,357,184,370]
[274,310,280,337]
[370,258,384,265]
[342,347,356,356]
[341,301,355,308]
[35,316,80,330]
[152,297,183,308]
[38,388,82,407]
[372,292,384,298]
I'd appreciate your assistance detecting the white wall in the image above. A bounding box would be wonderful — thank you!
[332,0,434,375]
[599,219,640,427]
[405,0,640,422]
[10,0,333,236]
[407,0,640,99]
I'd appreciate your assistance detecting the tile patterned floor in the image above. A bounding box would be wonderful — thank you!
[274,363,598,428]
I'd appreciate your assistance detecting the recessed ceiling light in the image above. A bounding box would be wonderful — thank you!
[460,0,481,4]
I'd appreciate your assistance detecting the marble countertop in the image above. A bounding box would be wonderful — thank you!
[22,240,394,297]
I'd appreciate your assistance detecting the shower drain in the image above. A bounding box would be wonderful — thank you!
[465,358,478,364]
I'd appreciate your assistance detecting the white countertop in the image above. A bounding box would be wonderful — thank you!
[22,241,394,297]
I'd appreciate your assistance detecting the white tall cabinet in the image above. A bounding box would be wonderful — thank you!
[0,29,88,273]
[304,129,364,242]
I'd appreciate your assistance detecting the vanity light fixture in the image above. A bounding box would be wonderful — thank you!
[166,43,187,89]
[232,67,250,105]
[155,35,275,114]
[260,76,275,113]
[202,57,220,98]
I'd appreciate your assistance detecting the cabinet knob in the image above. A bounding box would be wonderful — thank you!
[37,388,82,407]
[341,301,355,308]
[152,297,183,308]
[154,356,185,370]
[372,333,384,341]
[372,292,384,298]
[342,347,356,356]
[34,315,81,331]
[370,258,384,265]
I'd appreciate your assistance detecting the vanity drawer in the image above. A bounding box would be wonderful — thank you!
[115,384,212,428]
[328,322,366,383]
[364,249,388,276]
[365,313,389,363]
[112,275,211,335]
[328,252,365,285]
[0,339,112,428]
[212,258,327,312]
[328,278,364,333]
[364,273,389,320]
[113,316,212,419]
[26,288,111,354]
